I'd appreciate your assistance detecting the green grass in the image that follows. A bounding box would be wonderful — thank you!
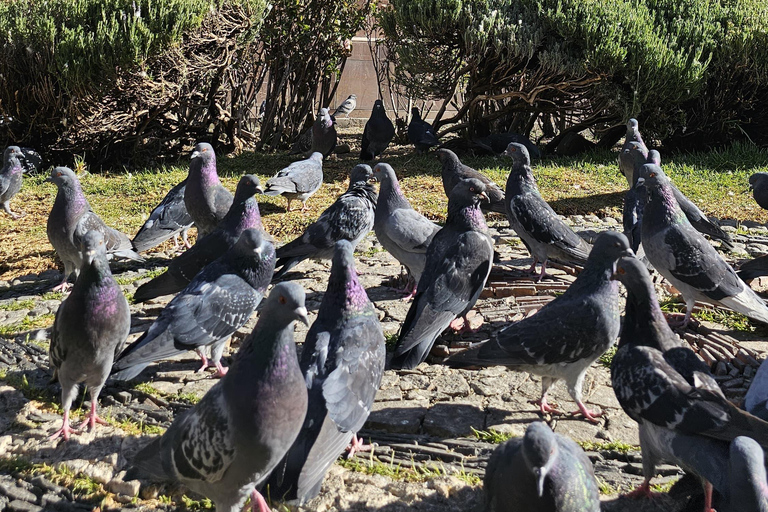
[384,332,399,350]
[578,440,639,454]
[40,291,64,301]
[0,299,35,311]
[175,392,202,404]
[0,456,106,501]
[336,452,481,486]
[651,478,680,493]
[472,427,516,444]
[0,313,55,338]
[133,382,162,396]
[660,298,754,332]
[115,267,167,286]
[598,346,617,368]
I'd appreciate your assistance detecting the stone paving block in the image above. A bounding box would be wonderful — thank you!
[366,400,428,434]
[423,401,485,438]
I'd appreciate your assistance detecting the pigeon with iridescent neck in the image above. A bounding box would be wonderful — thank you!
[310,108,337,158]
[49,230,130,441]
[619,118,647,186]
[184,142,233,238]
[0,146,23,218]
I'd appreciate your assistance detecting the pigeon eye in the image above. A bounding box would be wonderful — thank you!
[649,172,656,178]
[470,187,475,192]
[618,267,626,275]
[278,295,286,304]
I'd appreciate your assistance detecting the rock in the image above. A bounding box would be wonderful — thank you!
[431,374,470,398]
[0,482,38,504]
[7,500,42,512]
[423,401,484,437]
[107,478,140,497]
[366,401,428,434]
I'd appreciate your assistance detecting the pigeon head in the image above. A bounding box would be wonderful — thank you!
[435,148,458,167]
[647,150,661,165]
[233,228,269,259]
[411,107,422,120]
[635,163,669,190]
[233,174,264,201]
[318,108,333,128]
[372,99,385,113]
[611,255,651,292]
[350,164,374,185]
[587,231,633,273]
[521,422,558,497]
[749,172,768,190]
[503,142,531,166]
[3,146,22,163]
[191,142,215,164]
[81,230,107,266]
[47,166,79,189]
[308,152,324,163]
[627,118,639,135]
[451,178,489,206]
[372,162,395,183]
[266,282,310,327]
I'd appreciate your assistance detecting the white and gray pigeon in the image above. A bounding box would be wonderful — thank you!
[263,152,324,212]
[184,142,234,238]
[484,422,600,512]
[48,230,130,441]
[360,99,395,161]
[310,108,337,158]
[750,172,768,210]
[728,437,768,512]
[373,163,441,297]
[332,94,357,118]
[618,118,646,186]
[503,143,592,281]
[447,231,630,422]
[46,167,143,291]
[389,178,494,370]
[610,255,768,507]
[638,163,768,327]
[272,164,377,280]
[124,282,309,512]
[133,175,264,303]
[264,240,385,504]
[112,229,275,381]
[132,178,194,252]
[408,107,440,154]
[437,148,506,215]
[0,146,23,218]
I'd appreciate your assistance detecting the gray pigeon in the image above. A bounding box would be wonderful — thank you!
[390,178,494,370]
[0,146,23,218]
[290,126,313,155]
[132,179,194,252]
[310,108,337,158]
[46,167,143,291]
[745,356,768,422]
[408,108,440,153]
[48,230,130,440]
[124,282,309,512]
[474,133,542,160]
[484,422,600,512]
[372,163,441,296]
[739,255,768,282]
[503,143,592,280]
[750,172,768,210]
[619,118,647,186]
[447,231,630,422]
[437,148,506,215]
[18,147,43,174]
[360,100,395,161]
[273,164,377,280]
[728,437,768,512]
[112,229,275,381]
[638,164,768,327]
[133,175,264,303]
[264,240,385,504]
[263,152,324,212]
[610,255,768,505]
[332,94,357,118]
[184,142,234,238]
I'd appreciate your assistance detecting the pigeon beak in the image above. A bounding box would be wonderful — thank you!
[191,150,201,159]
[534,467,546,497]
[635,177,645,188]
[480,192,490,203]
[84,249,96,265]
[255,185,265,194]
[622,248,634,258]
[296,307,310,326]
[45,176,54,183]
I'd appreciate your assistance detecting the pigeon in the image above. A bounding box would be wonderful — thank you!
[272,164,377,280]
[389,178,494,370]
[372,163,441,295]
[503,143,592,280]
[447,231,630,422]
[484,422,600,512]
[310,108,337,158]
[332,94,357,118]
[621,142,650,252]
[744,357,768,421]
[436,148,506,215]
[0,146,23,218]
[263,152,324,212]
[638,164,768,327]
[258,99,267,123]
[48,230,130,440]
[360,99,395,161]
[264,240,385,504]
[474,133,542,160]
[112,229,275,381]
[750,173,768,210]
[18,147,43,174]
[407,108,439,153]
[132,179,194,252]
[46,167,143,291]
[184,142,234,238]
[133,175,264,303]
[738,255,768,282]
[124,282,309,512]
[728,437,768,512]
[610,255,768,507]
[290,126,313,155]
[619,118,647,186]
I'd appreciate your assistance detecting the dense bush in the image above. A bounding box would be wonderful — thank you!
[379,0,768,149]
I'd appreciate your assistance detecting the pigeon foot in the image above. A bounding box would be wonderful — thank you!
[52,280,71,292]
[195,353,211,374]
[213,361,229,378]
[346,434,376,459]
[572,402,603,424]
[250,490,271,512]
[531,398,561,415]
[624,480,661,500]
[664,312,690,329]
[449,311,483,333]
[49,411,75,441]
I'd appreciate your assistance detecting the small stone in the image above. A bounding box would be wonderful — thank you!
[0,482,38,504]
[431,373,470,398]
[7,500,42,512]
[366,401,428,434]
[374,387,403,402]
[114,391,132,404]
[107,479,140,497]
[423,401,484,437]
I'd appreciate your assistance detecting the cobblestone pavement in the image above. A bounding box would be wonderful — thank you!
[1,215,768,511]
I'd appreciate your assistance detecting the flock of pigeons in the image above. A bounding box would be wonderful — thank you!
[4,109,768,512]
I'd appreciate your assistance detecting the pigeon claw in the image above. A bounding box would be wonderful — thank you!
[531,398,561,415]
[52,281,72,292]
[213,362,229,378]
[573,402,603,423]
[49,411,75,441]
[346,434,376,459]
[249,490,271,512]
[624,480,660,500]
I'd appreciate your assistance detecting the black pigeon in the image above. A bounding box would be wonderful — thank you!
[372,163,441,296]
[310,108,337,158]
[610,255,768,506]
[125,282,309,512]
[132,179,194,252]
[264,240,385,504]
[112,229,275,381]
[0,146,23,218]
[333,94,357,118]
[390,178,494,370]
[484,422,600,512]
[407,107,439,153]
[134,175,264,303]
[728,436,768,512]
[46,167,143,291]
[738,255,768,282]
[48,230,130,441]
[638,164,768,327]
[436,148,506,215]
[184,142,234,238]
[273,164,377,280]
[263,152,324,212]
[447,231,630,422]
[750,172,768,210]
[360,100,395,161]
[503,143,591,280]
